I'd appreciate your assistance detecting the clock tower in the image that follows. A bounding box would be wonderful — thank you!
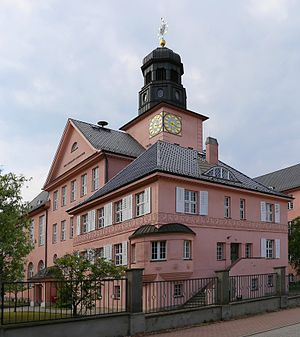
[138,46,187,115]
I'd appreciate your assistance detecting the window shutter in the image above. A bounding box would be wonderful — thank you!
[199,191,208,215]
[104,203,112,226]
[260,202,266,222]
[275,239,280,258]
[275,204,280,224]
[104,244,112,260]
[127,194,133,220]
[122,241,128,266]
[261,238,266,258]
[76,216,81,236]
[144,187,151,214]
[90,210,96,231]
[176,187,185,213]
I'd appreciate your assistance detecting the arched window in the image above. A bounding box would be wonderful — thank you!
[28,262,34,279]
[156,68,166,81]
[145,72,151,85]
[171,69,179,83]
[71,142,78,153]
[38,260,44,272]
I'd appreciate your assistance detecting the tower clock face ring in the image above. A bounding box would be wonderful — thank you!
[164,113,182,135]
[149,114,163,137]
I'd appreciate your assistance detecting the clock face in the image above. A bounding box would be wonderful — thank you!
[164,113,182,135]
[149,114,163,137]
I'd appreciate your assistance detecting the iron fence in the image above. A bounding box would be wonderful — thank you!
[287,274,300,295]
[229,273,277,302]
[143,277,217,313]
[0,278,127,325]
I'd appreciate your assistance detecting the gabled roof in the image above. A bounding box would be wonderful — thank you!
[71,119,145,158]
[70,141,288,212]
[29,191,49,213]
[255,163,300,192]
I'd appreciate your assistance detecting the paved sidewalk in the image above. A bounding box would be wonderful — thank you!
[149,307,300,337]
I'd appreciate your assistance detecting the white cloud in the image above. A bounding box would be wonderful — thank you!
[247,0,293,21]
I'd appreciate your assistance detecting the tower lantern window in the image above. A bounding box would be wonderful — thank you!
[156,68,166,81]
[171,69,179,83]
[145,72,151,85]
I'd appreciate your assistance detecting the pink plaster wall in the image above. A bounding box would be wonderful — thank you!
[286,188,300,222]
[124,105,204,151]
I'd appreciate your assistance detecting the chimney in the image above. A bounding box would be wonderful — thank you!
[205,137,219,164]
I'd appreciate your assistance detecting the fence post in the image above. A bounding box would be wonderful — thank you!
[215,269,230,305]
[126,269,144,313]
[274,266,287,309]
[274,266,286,296]
[126,269,145,336]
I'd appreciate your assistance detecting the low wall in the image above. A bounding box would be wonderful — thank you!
[1,295,300,337]
[0,313,130,337]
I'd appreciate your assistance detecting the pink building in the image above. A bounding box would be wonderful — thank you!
[27,44,290,285]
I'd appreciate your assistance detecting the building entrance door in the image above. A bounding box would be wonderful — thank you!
[230,243,240,262]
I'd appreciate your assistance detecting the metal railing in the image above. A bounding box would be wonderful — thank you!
[287,274,300,295]
[143,277,217,313]
[0,278,127,325]
[229,273,277,302]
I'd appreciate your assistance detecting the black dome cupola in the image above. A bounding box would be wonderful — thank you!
[138,46,187,115]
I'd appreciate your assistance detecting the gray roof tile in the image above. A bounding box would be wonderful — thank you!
[255,163,300,192]
[71,119,145,158]
[29,191,49,212]
[70,141,287,211]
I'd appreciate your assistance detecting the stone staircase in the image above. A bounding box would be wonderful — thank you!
[182,289,206,308]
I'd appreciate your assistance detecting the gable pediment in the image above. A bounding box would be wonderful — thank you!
[44,120,97,188]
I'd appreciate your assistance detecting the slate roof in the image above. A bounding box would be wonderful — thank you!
[255,163,300,192]
[129,223,195,239]
[29,191,49,212]
[70,141,288,211]
[71,119,145,158]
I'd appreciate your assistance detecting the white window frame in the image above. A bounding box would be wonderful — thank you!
[266,239,274,259]
[97,207,105,228]
[136,191,146,216]
[240,199,246,220]
[224,196,231,218]
[183,240,191,259]
[92,167,99,191]
[115,200,123,223]
[61,186,67,207]
[216,242,225,260]
[114,243,123,265]
[288,200,294,210]
[113,285,121,300]
[71,180,77,202]
[38,215,45,246]
[53,191,58,210]
[174,283,183,297]
[266,203,273,222]
[61,220,66,241]
[81,174,87,196]
[70,217,74,239]
[151,241,166,260]
[82,214,88,233]
[184,190,197,214]
[52,223,57,244]
[245,243,252,258]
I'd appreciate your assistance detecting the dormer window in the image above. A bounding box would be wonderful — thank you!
[71,142,78,153]
[205,166,237,181]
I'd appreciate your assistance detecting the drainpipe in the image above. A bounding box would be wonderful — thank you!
[45,208,48,269]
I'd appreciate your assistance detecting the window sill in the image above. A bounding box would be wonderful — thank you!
[150,259,167,262]
[183,258,192,260]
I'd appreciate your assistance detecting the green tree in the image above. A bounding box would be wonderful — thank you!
[289,216,300,274]
[0,172,32,286]
[54,252,125,315]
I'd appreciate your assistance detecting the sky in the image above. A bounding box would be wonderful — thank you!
[0,0,300,202]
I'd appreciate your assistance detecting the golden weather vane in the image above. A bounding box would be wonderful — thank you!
[158,18,168,47]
